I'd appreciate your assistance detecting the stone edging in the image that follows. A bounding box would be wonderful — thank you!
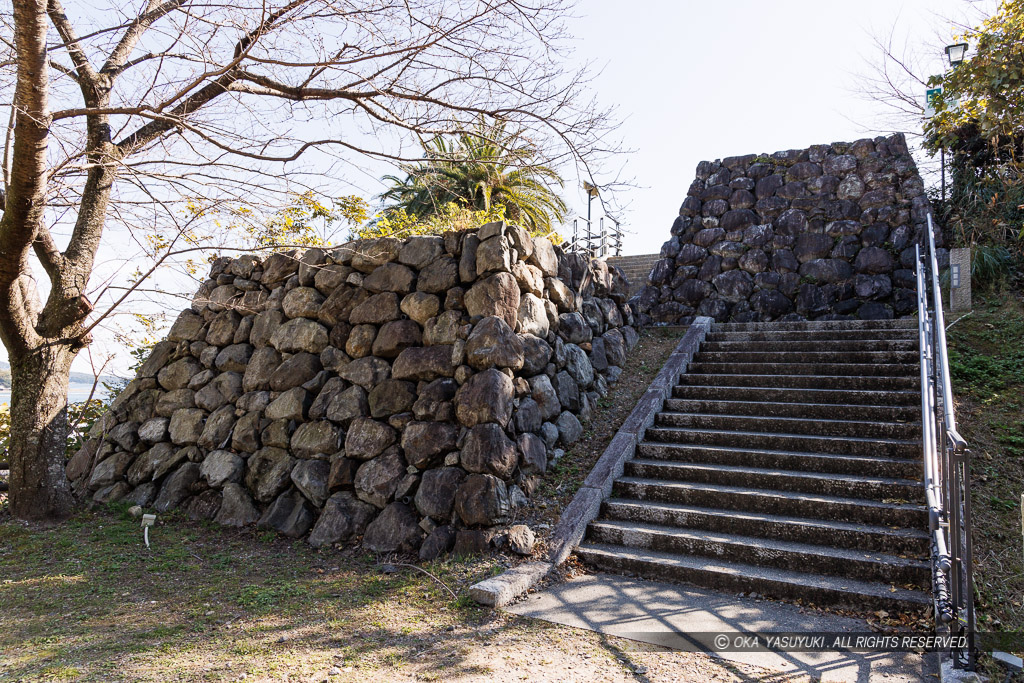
[469,316,714,607]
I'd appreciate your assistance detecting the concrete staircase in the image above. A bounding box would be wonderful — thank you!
[606,254,660,297]
[576,319,932,612]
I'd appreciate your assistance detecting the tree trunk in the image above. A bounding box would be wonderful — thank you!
[7,343,75,521]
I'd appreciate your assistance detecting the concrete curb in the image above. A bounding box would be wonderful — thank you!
[469,316,714,607]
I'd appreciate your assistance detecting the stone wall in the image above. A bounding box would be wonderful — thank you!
[634,134,943,324]
[67,223,637,559]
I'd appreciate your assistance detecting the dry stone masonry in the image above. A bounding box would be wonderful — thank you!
[67,223,638,559]
[635,134,945,325]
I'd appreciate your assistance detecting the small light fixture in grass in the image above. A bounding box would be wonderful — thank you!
[141,513,156,549]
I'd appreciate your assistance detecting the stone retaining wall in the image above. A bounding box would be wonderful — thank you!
[68,223,637,559]
[634,134,945,324]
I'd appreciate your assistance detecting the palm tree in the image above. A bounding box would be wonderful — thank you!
[379,118,568,235]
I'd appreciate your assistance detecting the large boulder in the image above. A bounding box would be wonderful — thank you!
[153,462,200,512]
[257,488,313,538]
[398,235,445,270]
[400,292,440,325]
[454,474,510,527]
[465,272,520,328]
[344,417,397,460]
[338,356,391,389]
[391,346,455,381]
[349,292,401,325]
[244,447,296,502]
[465,316,524,370]
[454,368,514,427]
[371,320,422,359]
[168,408,205,445]
[528,237,558,277]
[325,385,369,426]
[529,374,561,421]
[268,352,321,391]
[354,447,406,508]
[363,262,415,294]
[414,467,466,520]
[282,287,325,319]
[460,424,517,478]
[199,449,244,488]
[270,318,329,354]
[368,379,417,418]
[307,492,376,548]
[401,421,459,469]
[214,483,260,527]
[290,420,343,458]
[416,256,460,293]
[564,343,594,387]
[516,293,549,337]
[290,458,331,507]
[362,502,423,553]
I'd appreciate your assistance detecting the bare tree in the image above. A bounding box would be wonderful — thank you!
[850,1,996,178]
[0,0,617,521]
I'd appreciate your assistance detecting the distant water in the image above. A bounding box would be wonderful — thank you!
[0,383,110,406]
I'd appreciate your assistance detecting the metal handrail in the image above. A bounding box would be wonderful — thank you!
[927,215,968,450]
[567,215,623,257]
[916,214,975,670]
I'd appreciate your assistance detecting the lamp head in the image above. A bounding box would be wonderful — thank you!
[945,42,968,67]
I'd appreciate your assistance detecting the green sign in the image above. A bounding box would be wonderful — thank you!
[926,87,943,107]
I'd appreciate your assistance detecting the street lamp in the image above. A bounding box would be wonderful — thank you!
[945,42,968,67]
[939,43,968,204]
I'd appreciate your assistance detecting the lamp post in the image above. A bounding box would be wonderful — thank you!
[939,43,969,204]
[583,181,599,254]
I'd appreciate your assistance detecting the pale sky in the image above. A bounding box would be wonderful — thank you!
[1,0,993,378]
[561,0,988,255]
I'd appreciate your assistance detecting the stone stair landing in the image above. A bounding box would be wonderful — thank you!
[576,319,930,612]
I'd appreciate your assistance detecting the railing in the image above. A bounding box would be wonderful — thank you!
[567,216,622,257]
[915,213,975,670]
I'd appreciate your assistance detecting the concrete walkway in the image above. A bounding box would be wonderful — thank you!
[506,573,937,682]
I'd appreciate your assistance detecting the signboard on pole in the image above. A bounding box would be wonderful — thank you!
[925,86,943,117]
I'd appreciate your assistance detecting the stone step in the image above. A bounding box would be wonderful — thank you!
[655,411,920,440]
[637,442,920,479]
[600,499,930,555]
[694,350,920,364]
[677,373,919,391]
[575,318,931,617]
[706,329,918,343]
[714,319,918,332]
[586,520,930,586]
[645,426,919,457]
[575,543,931,611]
[624,459,923,501]
[612,477,927,527]
[687,362,917,377]
[701,339,919,353]
[663,398,919,422]
[671,384,920,406]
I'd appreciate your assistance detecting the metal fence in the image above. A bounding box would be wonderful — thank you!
[565,216,623,257]
[915,213,975,670]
